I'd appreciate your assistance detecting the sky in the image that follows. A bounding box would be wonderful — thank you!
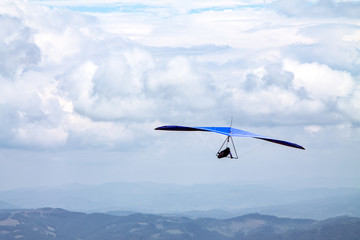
[0,0,359,191]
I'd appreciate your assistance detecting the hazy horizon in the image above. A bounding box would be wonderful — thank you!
[1,181,359,220]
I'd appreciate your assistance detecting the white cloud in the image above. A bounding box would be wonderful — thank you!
[35,27,83,64]
[15,124,68,147]
[273,0,360,18]
[230,78,300,115]
[338,85,360,122]
[305,125,323,133]
[0,0,359,150]
[29,0,271,11]
[147,56,215,109]
[0,15,41,77]
[0,5,140,148]
[65,114,132,146]
[284,60,355,102]
[343,29,360,42]
[61,61,98,112]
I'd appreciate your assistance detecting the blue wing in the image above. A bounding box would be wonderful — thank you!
[155,125,305,150]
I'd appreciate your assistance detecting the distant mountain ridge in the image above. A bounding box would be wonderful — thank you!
[1,182,359,219]
[0,208,359,240]
[0,200,19,209]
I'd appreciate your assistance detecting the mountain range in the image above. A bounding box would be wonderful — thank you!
[1,208,359,240]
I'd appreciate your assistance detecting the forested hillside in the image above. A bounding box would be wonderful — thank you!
[0,208,359,240]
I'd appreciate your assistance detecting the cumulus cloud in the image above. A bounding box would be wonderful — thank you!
[147,56,216,111]
[1,0,360,191]
[338,85,360,123]
[0,0,359,151]
[284,60,354,102]
[274,0,360,18]
[283,24,360,75]
[0,15,40,77]
[0,1,135,149]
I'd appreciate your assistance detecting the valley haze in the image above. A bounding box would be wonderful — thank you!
[1,182,359,220]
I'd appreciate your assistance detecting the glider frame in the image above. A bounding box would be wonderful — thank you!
[217,136,238,159]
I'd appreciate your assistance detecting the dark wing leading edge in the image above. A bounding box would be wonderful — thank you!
[155,125,305,150]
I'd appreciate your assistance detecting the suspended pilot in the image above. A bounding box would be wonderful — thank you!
[217,147,233,159]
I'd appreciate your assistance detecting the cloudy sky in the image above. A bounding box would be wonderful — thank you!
[0,0,359,190]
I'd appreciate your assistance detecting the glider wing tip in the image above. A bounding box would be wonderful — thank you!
[155,126,167,130]
[294,144,305,150]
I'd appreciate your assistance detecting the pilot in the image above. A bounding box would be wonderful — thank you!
[217,147,233,159]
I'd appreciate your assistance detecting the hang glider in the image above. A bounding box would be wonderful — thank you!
[155,125,305,159]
